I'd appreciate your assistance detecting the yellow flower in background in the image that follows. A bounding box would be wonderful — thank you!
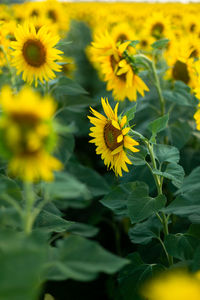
[141,270,200,300]
[0,86,62,182]
[11,22,63,86]
[90,32,149,101]
[88,98,139,177]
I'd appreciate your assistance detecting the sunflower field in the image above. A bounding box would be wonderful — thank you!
[1,0,200,299]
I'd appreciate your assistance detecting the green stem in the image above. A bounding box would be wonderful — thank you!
[133,54,165,116]
[131,129,173,265]
[158,236,171,264]
[151,60,165,116]
[23,182,35,235]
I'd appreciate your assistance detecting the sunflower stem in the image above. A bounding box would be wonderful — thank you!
[151,59,165,116]
[131,129,173,266]
[133,53,165,116]
[23,182,35,235]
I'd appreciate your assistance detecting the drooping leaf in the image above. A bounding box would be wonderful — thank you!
[46,235,129,281]
[68,162,110,197]
[43,172,91,201]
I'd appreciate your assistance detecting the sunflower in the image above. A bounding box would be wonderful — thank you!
[88,98,139,177]
[143,11,172,41]
[90,31,149,101]
[142,270,200,300]
[165,36,197,87]
[0,86,62,182]
[11,22,63,86]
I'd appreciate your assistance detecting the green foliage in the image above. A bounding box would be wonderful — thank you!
[127,182,166,223]
[129,216,162,245]
[0,231,47,300]
[153,144,180,163]
[47,235,129,281]
[148,113,169,142]
[164,234,200,261]
[118,253,165,300]
[151,38,170,49]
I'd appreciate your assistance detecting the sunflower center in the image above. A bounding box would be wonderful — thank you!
[141,40,148,47]
[104,121,123,151]
[117,34,128,43]
[22,39,46,67]
[110,55,118,72]
[172,60,190,84]
[151,22,164,39]
[11,112,40,125]
[30,9,39,17]
[47,10,57,22]
[190,49,198,58]
[190,23,196,32]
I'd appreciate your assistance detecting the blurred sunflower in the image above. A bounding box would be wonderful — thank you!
[90,32,149,101]
[141,270,200,300]
[165,36,197,87]
[144,11,171,40]
[11,22,63,86]
[0,86,62,182]
[110,22,136,45]
[88,98,139,176]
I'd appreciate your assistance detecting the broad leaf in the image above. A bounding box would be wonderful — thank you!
[47,235,129,281]
[127,182,166,223]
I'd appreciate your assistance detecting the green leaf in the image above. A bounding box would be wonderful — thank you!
[148,113,169,142]
[129,216,162,245]
[66,223,99,238]
[0,231,47,300]
[164,167,200,218]
[148,114,169,134]
[164,195,200,217]
[127,182,166,223]
[47,235,129,281]
[100,182,148,217]
[118,252,165,300]
[164,234,200,260]
[43,172,91,201]
[151,38,170,49]
[55,132,75,165]
[0,175,22,202]
[68,162,110,197]
[125,104,137,123]
[168,120,192,149]
[34,209,74,233]
[163,81,197,107]
[128,145,147,166]
[153,163,185,188]
[54,76,88,97]
[177,166,200,200]
[153,144,180,164]
[129,40,140,48]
